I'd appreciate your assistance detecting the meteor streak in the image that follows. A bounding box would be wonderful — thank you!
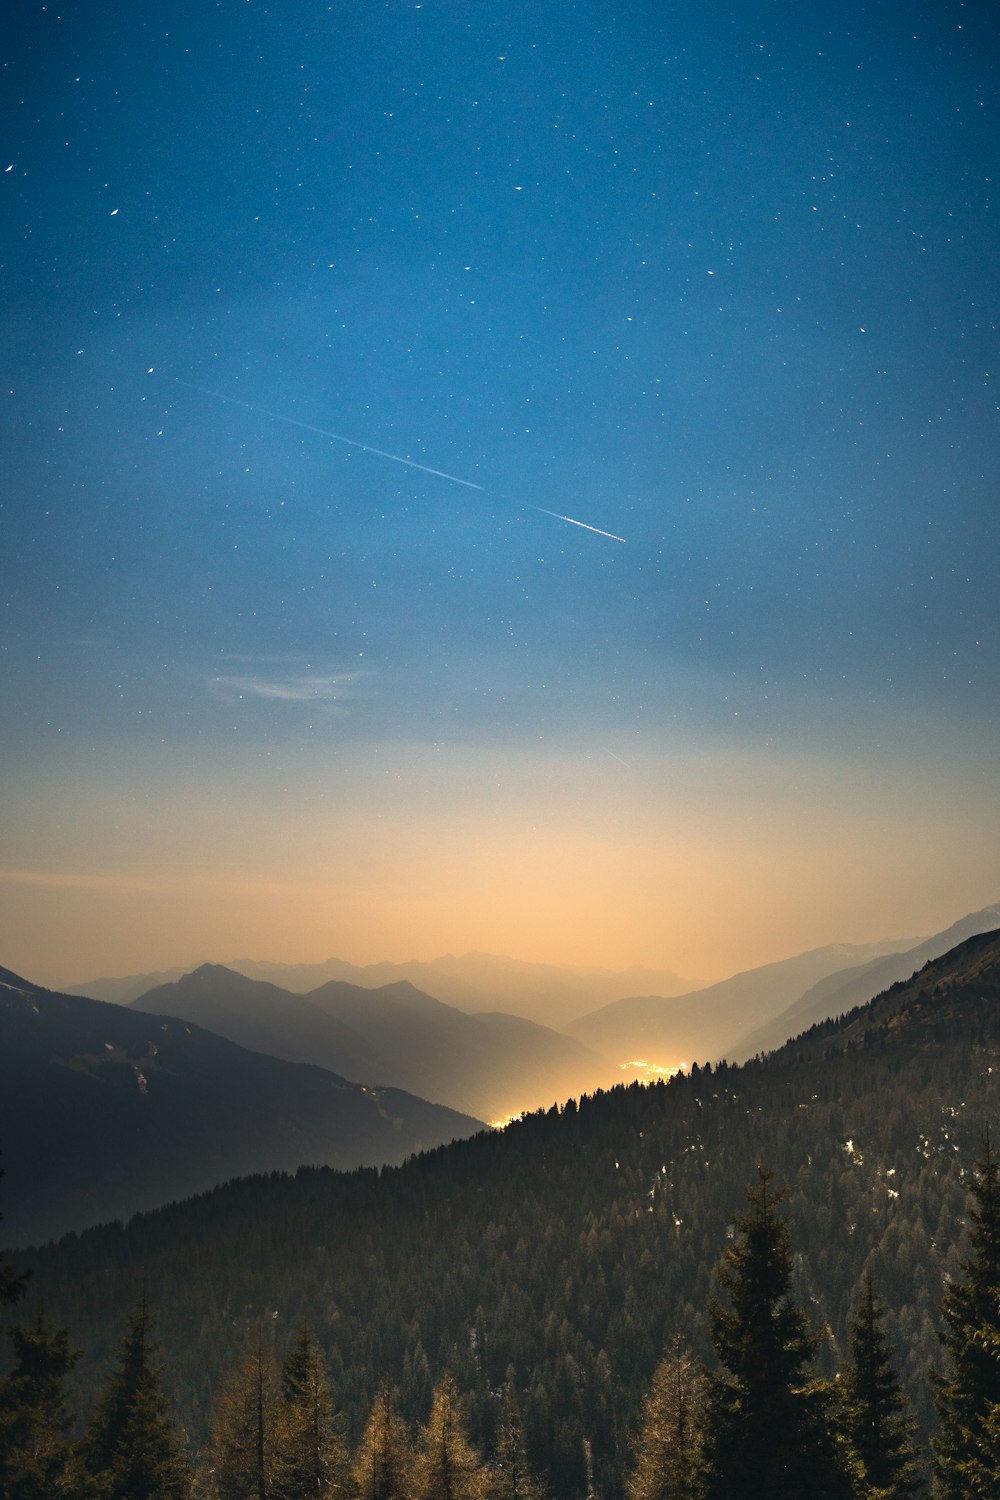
[173,379,625,541]
[529,506,627,544]
[174,380,486,490]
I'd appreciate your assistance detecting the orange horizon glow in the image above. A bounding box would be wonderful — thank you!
[3,732,998,992]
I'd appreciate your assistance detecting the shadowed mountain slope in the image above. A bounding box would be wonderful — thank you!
[0,967,481,1247]
[134,964,618,1121]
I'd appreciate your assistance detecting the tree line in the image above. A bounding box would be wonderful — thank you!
[4,1138,1000,1500]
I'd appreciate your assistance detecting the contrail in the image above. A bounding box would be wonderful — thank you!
[172,378,625,541]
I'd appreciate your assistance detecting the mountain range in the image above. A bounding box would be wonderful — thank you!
[727,900,1000,1059]
[69,951,694,1031]
[15,924,1000,1490]
[13,897,999,1250]
[63,902,1000,1090]
[565,938,914,1062]
[566,902,1000,1065]
[0,965,480,1247]
[130,963,616,1122]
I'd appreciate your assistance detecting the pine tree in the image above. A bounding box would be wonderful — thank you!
[410,1374,490,1500]
[0,1307,91,1498]
[272,1323,347,1499]
[841,1268,923,1499]
[492,1385,544,1500]
[627,1336,702,1500]
[352,1384,412,1500]
[0,1157,29,1311]
[209,1326,277,1500]
[934,1133,1000,1500]
[699,1168,859,1500]
[82,1290,191,1500]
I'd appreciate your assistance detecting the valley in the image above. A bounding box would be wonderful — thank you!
[6,918,1000,1496]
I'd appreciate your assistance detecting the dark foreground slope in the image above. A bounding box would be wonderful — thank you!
[12,931,1000,1497]
[0,968,481,1246]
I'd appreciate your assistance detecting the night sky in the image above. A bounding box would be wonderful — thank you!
[3,0,999,985]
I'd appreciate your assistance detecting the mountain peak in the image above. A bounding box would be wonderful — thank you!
[185,962,246,981]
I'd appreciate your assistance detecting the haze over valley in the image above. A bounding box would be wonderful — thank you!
[5,896,1000,1250]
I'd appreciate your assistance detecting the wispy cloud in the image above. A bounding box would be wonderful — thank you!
[208,670,361,705]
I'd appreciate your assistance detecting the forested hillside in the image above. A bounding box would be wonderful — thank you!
[9,930,1000,1498]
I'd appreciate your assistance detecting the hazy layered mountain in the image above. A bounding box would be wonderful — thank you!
[727,900,1000,1059]
[233,952,694,1030]
[565,936,912,1066]
[778,923,1000,1061]
[62,904,999,1111]
[66,964,198,1007]
[133,965,382,1083]
[133,964,618,1121]
[72,952,693,1030]
[0,967,480,1247]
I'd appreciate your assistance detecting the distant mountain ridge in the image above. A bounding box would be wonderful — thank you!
[0,966,481,1247]
[565,938,914,1065]
[70,951,693,1030]
[779,925,1000,1063]
[728,901,1000,1059]
[64,902,1000,1089]
[566,903,1000,1066]
[132,964,618,1122]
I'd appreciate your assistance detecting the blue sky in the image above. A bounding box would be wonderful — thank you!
[3,0,998,983]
